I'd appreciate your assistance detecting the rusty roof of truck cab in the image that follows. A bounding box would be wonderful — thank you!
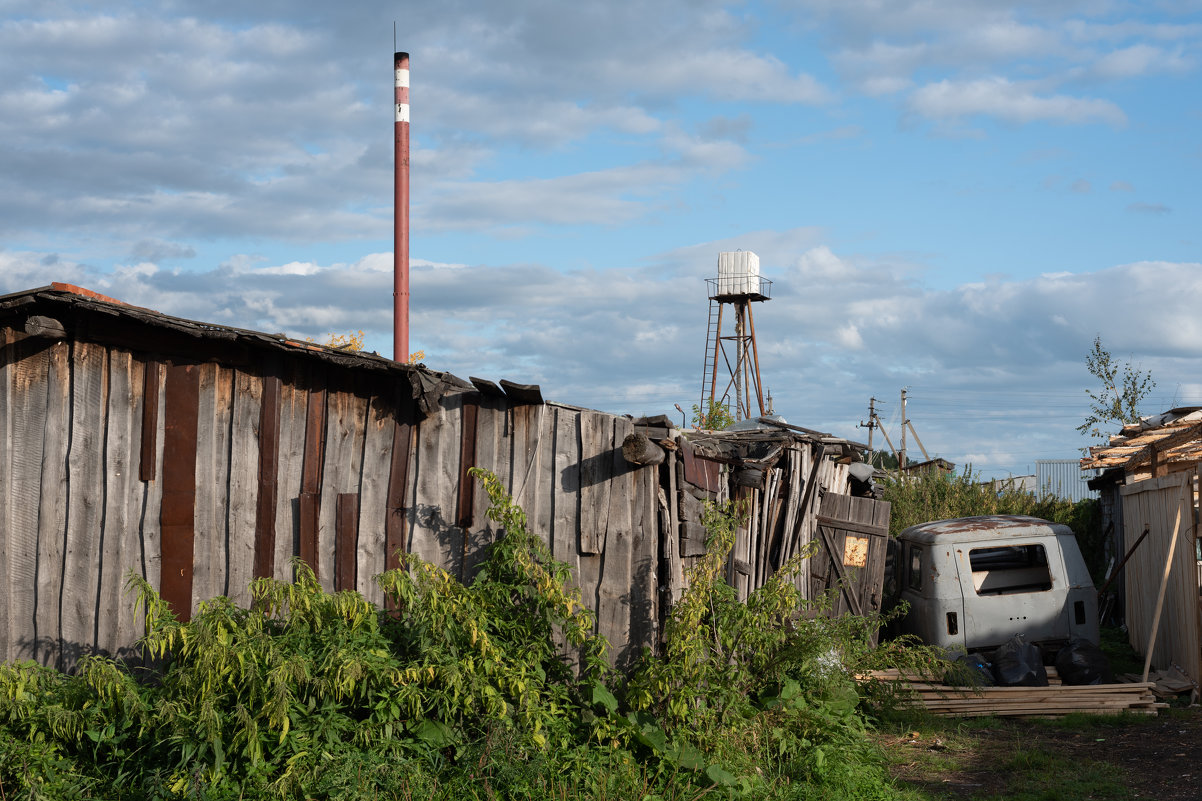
[899,515,1071,545]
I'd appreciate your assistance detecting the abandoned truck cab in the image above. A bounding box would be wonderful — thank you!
[895,515,1099,653]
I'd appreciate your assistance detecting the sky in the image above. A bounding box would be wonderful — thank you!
[1,0,1200,480]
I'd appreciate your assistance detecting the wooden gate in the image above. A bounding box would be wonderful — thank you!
[810,492,891,637]
[1120,471,1201,683]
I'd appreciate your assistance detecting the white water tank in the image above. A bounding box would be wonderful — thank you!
[716,251,760,296]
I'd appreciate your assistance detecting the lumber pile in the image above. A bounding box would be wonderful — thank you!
[864,668,1166,718]
[1120,666,1199,700]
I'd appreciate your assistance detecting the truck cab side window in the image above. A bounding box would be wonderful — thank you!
[908,546,923,591]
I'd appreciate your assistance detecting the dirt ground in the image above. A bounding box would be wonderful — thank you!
[885,705,1202,800]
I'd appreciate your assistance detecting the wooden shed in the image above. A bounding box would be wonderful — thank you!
[1081,408,1202,685]
[0,284,887,672]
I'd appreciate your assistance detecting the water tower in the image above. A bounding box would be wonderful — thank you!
[699,251,773,422]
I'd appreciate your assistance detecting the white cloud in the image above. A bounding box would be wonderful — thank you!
[836,324,865,349]
[621,49,831,104]
[0,1,787,248]
[0,1,1198,478]
[908,77,1127,126]
[792,245,851,280]
[416,163,691,231]
[1091,43,1193,78]
[5,238,1201,478]
[253,261,322,276]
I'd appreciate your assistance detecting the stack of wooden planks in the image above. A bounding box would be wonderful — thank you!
[864,668,1166,717]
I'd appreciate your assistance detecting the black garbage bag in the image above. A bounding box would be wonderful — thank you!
[1055,637,1113,685]
[991,634,1048,687]
[943,652,995,687]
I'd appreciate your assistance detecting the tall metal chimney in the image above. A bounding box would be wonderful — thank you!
[393,51,410,362]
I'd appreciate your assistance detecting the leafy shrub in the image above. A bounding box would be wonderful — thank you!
[882,469,1105,581]
[623,501,936,795]
[0,472,921,800]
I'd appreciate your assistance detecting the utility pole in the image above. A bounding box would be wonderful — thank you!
[859,397,879,453]
[898,388,933,476]
[861,398,902,471]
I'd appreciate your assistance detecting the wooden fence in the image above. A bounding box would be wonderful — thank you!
[1120,471,1202,683]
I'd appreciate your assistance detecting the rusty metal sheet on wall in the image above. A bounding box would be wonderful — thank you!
[679,438,722,493]
[253,373,282,579]
[843,536,869,568]
[160,362,199,621]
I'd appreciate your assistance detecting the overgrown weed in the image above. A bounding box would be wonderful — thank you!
[882,470,1105,582]
[0,471,926,800]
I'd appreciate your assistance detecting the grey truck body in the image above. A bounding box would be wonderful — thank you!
[895,515,1099,653]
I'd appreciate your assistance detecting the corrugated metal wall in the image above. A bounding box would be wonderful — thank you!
[1036,459,1098,502]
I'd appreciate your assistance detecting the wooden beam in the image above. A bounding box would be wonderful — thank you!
[815,514,889,538]
[1096,524,1149,599]
[1124,421,1202,470]
[621,432,666,466]
[23,315,66,339]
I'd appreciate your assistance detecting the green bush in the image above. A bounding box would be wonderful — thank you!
[0,472,924,800]
[882,470,1105,582]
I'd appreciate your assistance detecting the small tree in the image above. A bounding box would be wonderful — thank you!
[1077,335,1156,441]
[691,398,735,430]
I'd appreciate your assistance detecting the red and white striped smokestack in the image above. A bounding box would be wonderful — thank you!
[393,51,410,363]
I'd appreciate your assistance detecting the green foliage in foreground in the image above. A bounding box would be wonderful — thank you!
[1,470,928,800]
[881,470,1105,582]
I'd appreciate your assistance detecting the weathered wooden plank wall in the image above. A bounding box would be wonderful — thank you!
[35,340,71,669]
[194,362,233,612]
[4,333,51,661]
[0,328,13,662]
[1,319,869,673]
[227,369,261,599]
[273,362,308,585]
[357,389,396,608]
[96,351,146,660]
[421,397,661,670]
[1120,471,1201,683]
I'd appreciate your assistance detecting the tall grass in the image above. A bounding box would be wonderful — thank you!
[881,470,1105,582]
